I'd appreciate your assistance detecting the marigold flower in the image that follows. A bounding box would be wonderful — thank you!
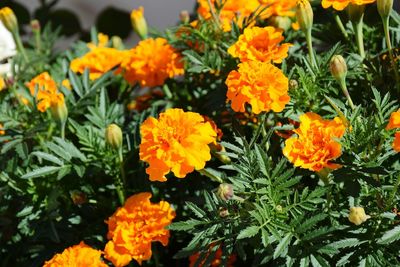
[104,192,175,266]
[228,26,291,63]
[386,110,400,130]
[348,207,370,225]
[139,108,217,182]
[43,241,107,267]
[283,112,346,172]
[225,61,290,114]
[26,72,64,112]
[321,0,375,10]
[189,244,237,267]
[0,123,5,135]
[197,0,259,32]
[70,47,127,80]
[393,132,400,152]
[259,0,297,18]
[87,33,109,50]
[0,76,5,91]
[61,79,71,90]
[120,38,184,87]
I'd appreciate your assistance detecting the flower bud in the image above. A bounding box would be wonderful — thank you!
[296,0,313,32]
[219,207,229,218]
[377,0,393,20]
[111,36,124,50]
[131,6,148,40]
[105,124,123,150]
[180,10,190,24]
[289,79,299,90]
[348,207,370,225]
[0,7,18,33]
[70,190,87,205]
[50,95,68,123]
[330,55,347,83]
[269,16,292,31]
[347,3,365,23]
[217,183,234,201]
[30,19,40,32]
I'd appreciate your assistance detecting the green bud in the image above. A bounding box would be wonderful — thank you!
[347,3,365,23]
[0,7,18,33]
[330,55,347,83]
[296,0,313,32]
[217,183,234,201]
[105,124,123,150]
[377,0,393,20]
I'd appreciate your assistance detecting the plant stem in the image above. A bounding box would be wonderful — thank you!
[389,175,400,209]
[352,19,365,59]
[339,80,355,110]
[114,148,126,205]
[12,32,29,63]
[334,14,349,39]
[60,120,66,140]
[206,0,221,27]
[382,17,400,91]
[198,168,223,183]
[306,28,318,69]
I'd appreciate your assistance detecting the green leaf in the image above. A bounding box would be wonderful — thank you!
[32,151,64,166]
[377,225,400,244]
[237,226,259,240]
[21,166,62,179]
[273,233,292,259]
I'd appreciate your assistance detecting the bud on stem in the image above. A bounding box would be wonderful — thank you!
[131,6,148,40]
[330,55,355,110]
[347,4,366,59]
[105,124,123,150]
[296,0,317,69]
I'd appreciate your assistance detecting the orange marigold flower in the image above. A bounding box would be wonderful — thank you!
[197,0,260,32]
[189,244,237,267]
[225,61,290,114]
[393,132,400,152]
[386,110,400,130]
[87,33,109,50]
[61,79,71,90]
[0,76,5,91]
[70,47,127,80]
[43,241,107,267]
[104,192,175,267]
[26,72,64,112]
[283,112,346,172]
[0,123,5,135]
[120,38,184,87]
[139,108,217,182]
[259,0,297,18]
[228,26,291,63]
[321,0,375,10]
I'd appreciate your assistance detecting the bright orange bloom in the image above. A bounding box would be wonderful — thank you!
[0,77,5,91]
[197,0,260,32]
[0,123,4,135]
[61,79,71,90]
[120,38,184,87]
[225,61,290,114]
[26,72,64,112]
[70,47,127,80]
[104,192,175,266]
[321,0,375,10]
[43,241,107,267]
[228,26,291,63]
[393,132,400,152]
[87,33,109,50]
[189,245,237,267]
[259,0,297,18]
[386,111,400,130]
[139,108,217,182]
[283,112,346,172]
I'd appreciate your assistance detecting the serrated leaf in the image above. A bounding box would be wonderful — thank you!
[377,225,400,244]
[273,233,292,259]
[237,226,259,240]
[21,166,62,179]
[32,151,64,166]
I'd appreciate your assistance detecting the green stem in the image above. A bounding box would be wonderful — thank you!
[389,175,400,209]
[60,120,66,140]
[206,0,221,27]
[34,31,42,51]
[334,14,349,39]
[118,148,127,185]
[382,17,400,91]
[114,148,126,205]
[352,19,365,59]
[198,168,223,183]
[339,79,355,110]
[12,32,28,63]
[306,28,318,69]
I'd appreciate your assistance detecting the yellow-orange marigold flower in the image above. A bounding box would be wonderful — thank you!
[197,0,260,32]
[120,38,184,87]
[104,192,175,266]
[0,76,5,91]
[283,112,346,172]
[87,33,109,50]
[322,0,375,10]
[0,123,5,135]
[70,47,127,80]
[386,110,400,130]
[228,26,291,63]
[43,241,107,267]
[225,61,290,114]
[26,72,64,112]
[139,108,217,182]
[259,0,297,18]
[393,132,400,152]
[189,244,237,267]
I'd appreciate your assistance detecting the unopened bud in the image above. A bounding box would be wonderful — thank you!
[219,207,229,218]
[180,10,190,24]
[30,19,40,32]
[0,7,18,33]
[296,0,313,32]
[217,183,234,201]
[70,190,87,205]
[131,6,148,40]
[348,207,370,225]
[377,0,393,20]
[105,124,123,150]
[347,3,365,23]
[269,16,292,31]
[111,36,124,50]
[289,79,299,90]
[50,94,68,123]
[330,55,347,83]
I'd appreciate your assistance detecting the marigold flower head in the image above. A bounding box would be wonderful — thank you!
[139,108,217,182]
[197,0,260,32]
[87,33,109,50]
[43,241,107,267]
[283,112,346,172]
[386,110,400,130]
[348,206,370,225]
[228,26,291,63]
[120,38,184,87]
[393,132,400,152]
[104,192,175,266]
[0,123,5,135]
[189,244,237,267]
[321,0,375,10]
[70,47,127,80]
[225,61,290,114]
[259,0,297,18]
[26,72,64,112]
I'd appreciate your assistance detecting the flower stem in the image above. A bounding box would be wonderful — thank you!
[339,79,355,110]
[12,32,29,63]
[352,19,365,59]
[306,28,317,69]
[382,16,400,91]
[389,175,400,209]
[114,148,126,205]
[206,0,221,28]
[60,120,66,140]
[334,14,348,39]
